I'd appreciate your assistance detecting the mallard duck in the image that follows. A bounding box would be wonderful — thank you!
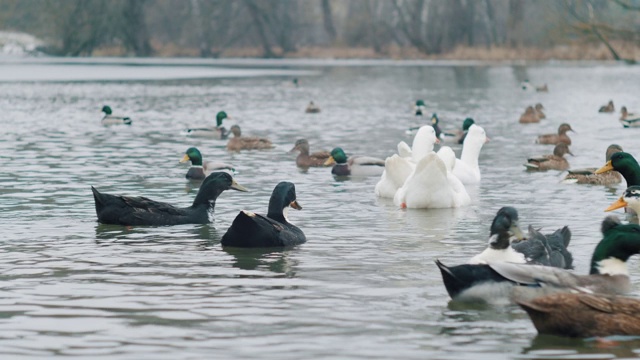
[220,182,305,248]
[91,172,248,226]
[514,290,640,338]
[605,185,640,223]
[595,152,640,186]
[535,123,574,145]
[534,103,546,119]
[524,143,572,171]
[101,105,132,126]
[436,216,640,303]
[536,84,549,92]
[521,80,548,92]
[324,147,385,177]
[599,100,615,113]
[414,100,426,116]
[289,139,331,168]
[375,125,440,198]
[179,147,235,180]
[305,101,321,114]
[455,118,475,144]
[226,125,273,151]
[186,111,230,139]
[393,150,470,209]
[452,124,488,184]
[519,106,540,124]
[620,106,640,128]
[563,144,623,185]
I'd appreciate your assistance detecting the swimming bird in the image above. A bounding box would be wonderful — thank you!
[324,147,385,177]
[519,106,540,124]
[599,100,615,113]
[226,125,273,151]
[289,139,331,168]
[220,181,305,247]
[91,172,248,226]
[620,106,640,128]
[455,118,475,144]
[305,101,321,113]
[186,111,230,139]
[468,207,527,265]
[605,185,640,224]
[534,103,546,119]
[452,124,488,184]
[535,123,574,145]
[524,143,572,171]
[563,144,623,185]
[101,105,132,126]
[436,216,640,303]
[514,290,640,338]
[414,100,426,116]
[179,147,235,180]
[595,152,640,186]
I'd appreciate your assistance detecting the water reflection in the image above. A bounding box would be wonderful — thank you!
[521,335,640,359]
[222,247,298,276]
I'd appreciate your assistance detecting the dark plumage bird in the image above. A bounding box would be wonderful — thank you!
[468,207,527,265]
[524,143,573,171]
[512,225,573,269]
[221,181,306,247]
[595,151,640,186]
[436,216,639,303]
[535,123,574,145]
[91,172,248,226]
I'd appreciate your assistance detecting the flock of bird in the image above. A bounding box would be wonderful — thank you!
[93,80,640,339]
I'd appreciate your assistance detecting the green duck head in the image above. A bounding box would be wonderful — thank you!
[590,216,640,275]
[462,118,475,131]
[416,100,426,107]
[431,113,439,125]
[325,147,348,165]
[267,181,302,221]
[596,152,640,186]
[101,105,112,115]
[216,111,229,127]
[180,147,203,166]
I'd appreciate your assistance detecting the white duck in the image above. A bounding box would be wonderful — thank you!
[393,148,470,209]
[452,124,488,185]
[375,126,439,198]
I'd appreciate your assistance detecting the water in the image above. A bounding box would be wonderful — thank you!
[1,58,640,359]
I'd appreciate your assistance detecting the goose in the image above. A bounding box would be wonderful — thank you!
[452,124,489,184]
[91,172,248,226]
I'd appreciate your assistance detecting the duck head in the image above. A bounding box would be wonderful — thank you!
[590,216,640,275]
[290,139,309,154]
[431,113,439,125]
[621,106,628,117]
[101,105,112,115]
[535,103,544,111]
[229,125,242,138]
[462,118,475,131]
[558,123,574,135]
[180,147,203,166]
[525,106,535,115]
[488,207,525,249]
[325,147,347,165]
[267,181,301,222]
[595,152,640,186]
[216,111,229,127]
[605,186,640,215]
[553,143,573,157]
[192,172,248,207]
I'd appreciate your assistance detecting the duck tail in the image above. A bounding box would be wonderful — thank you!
[91,186,104,214]
[123,117,132,125]
[435,259,466,299]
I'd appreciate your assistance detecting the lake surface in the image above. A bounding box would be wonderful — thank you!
[1,58,640,359]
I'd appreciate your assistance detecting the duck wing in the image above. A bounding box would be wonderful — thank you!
[221,211,306,247]
[350,156,385,167]
[546,226,573,269]
[512,226,551,266]
[567,167,597,175]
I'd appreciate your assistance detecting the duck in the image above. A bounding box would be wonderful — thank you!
[620,106,640,128]
[289,139,331,168]
[524,143,572,171]
[452,124,488,184]
[595,152,640,186]
[563,144,623,185]
[534,103,546,119]
[599,100,615,113]
[519,106,540,124]
[514,290,640,338]
[324,147,385,177]
[605,185,640,224]
[226,125,273,151]
[536,84,549,92]
[91,172,248,226]
[393,149,470,209]
[305,101,321,113]
[455,118,475,144]
[435,216,640,303]
[468,207,527,265]
[414,100,426,116]
[220,181,305,248]
[513,225,573,269]
[186,111,230,139]
[101,105,132,126]
[535,123,574,145]
[179,147,235,180]
[375,125,440,198]
[521,80,548,92]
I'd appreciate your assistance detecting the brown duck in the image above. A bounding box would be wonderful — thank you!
[290,139,331,167]
[519,106,540,124]
[514,290,640,338]
[525,143,572,171]
[226,125,273,151]
[599,100,614,113]
[536,123,574,145]
[534,103,546,119]
[563,144,623,185]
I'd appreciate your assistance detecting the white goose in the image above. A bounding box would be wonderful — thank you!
[452,124,488,184]
[393,147,471,209]
[375,126,439,198]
